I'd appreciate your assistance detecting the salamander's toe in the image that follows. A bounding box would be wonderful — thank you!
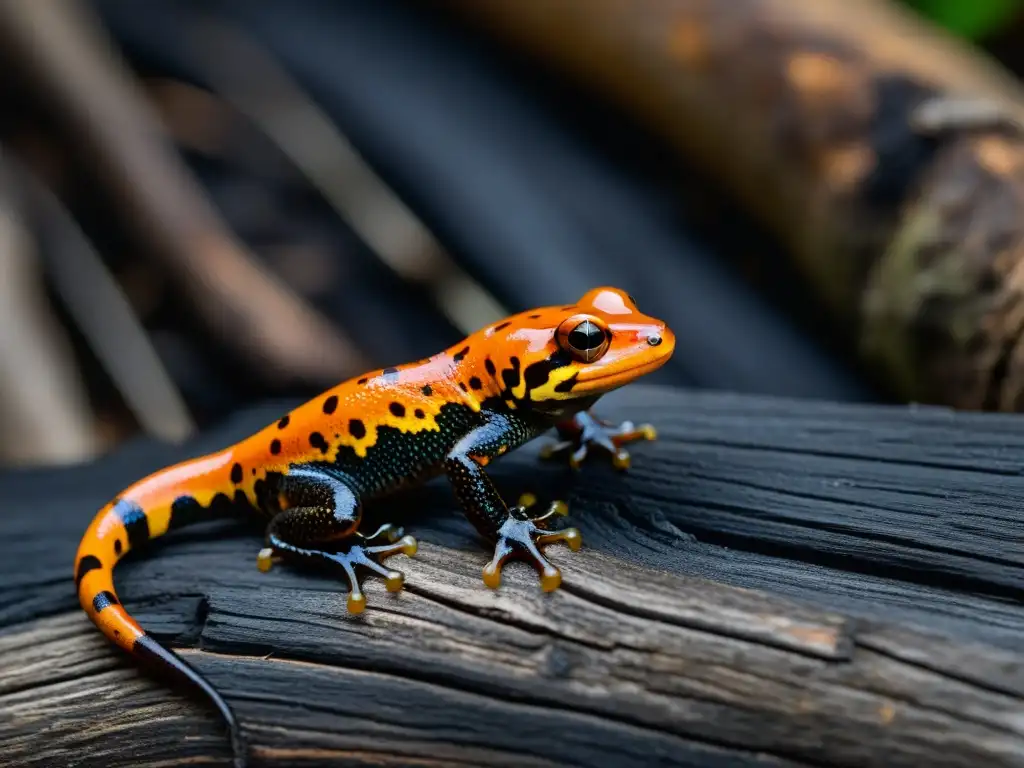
[481,505,581,592]
[329,534,417,613]
[541,412,658,471]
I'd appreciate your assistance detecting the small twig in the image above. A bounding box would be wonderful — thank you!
[4,152,197,444]
[0,0,371,386]
[0,172,102,466]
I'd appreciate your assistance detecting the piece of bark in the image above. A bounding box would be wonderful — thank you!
[2,551,1022,767]
[0,0,370,386]
[1,384,1022,766]
[423,0,1024,411]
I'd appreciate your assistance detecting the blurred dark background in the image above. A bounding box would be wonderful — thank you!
[1,0,1022,468]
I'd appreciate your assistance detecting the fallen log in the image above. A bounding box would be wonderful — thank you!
[1,385,1022,767]
[423,0,1024,412]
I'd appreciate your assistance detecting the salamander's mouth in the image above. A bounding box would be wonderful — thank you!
[572,328,675,393]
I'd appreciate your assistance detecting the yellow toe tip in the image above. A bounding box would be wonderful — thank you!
[640,424,657,441]
[347,592,367,614]
[612,452,631,470]
[385,571,404,592]
[539,566,562,592]
[482,564,502,589]
[564,527,583,552]
[399,535,418,556]
[550,500,569,516]
[518,492,537,509]
[256,548,274,573]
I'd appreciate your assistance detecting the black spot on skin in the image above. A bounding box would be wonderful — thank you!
[453,346,470,362]
[529,314,541,319]
[383,367,400,382]
[414,408,425,419]
[113,630,120,638]
[349,419,367,439]
[389,402,406,418]
[485,359,496,376]
[469,376,482,390]
[561,305,576,311]
[502,356,521,391]
[75,555,102,588]
[309,432,329,453]
[459,382,468,392]
[92,591,119,612]
[113,499,150,550]
[169,495,205,531]
[231,463,243,484]
[209,492,235,517]
[277,415,290,429]
[492,321,510,332]
[251,468,257,476]
[358,377,369,385]
[523,361,551,391]
[524,352,573,395]
[421,385,432,396]
[113,539,122,555]
[270,439,282,455]
[554,373,579,393]
[323,395,338,415]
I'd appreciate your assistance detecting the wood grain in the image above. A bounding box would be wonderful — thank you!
[1,385,1023,766]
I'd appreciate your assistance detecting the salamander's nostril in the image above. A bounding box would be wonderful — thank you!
[647,334,662,347]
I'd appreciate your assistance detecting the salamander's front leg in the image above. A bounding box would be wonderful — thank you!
[445,412,581,592]
[256,468,417,614]
[540,410,657,470]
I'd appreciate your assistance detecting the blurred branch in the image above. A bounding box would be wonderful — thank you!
[186,16,509,336]
[431,0,1024,410]
[0,0,370,386]
[5,153,197,445]
[0,172,102,467]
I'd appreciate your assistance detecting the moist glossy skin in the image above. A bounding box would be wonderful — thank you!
[73,286,675,767]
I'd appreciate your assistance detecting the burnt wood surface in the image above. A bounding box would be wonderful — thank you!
[2,384,1024,767]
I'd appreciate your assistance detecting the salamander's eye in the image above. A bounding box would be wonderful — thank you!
[556,315,611,363]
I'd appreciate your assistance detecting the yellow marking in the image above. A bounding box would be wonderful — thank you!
[525,366,581,403]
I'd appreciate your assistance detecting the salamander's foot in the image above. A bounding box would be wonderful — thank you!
[258,528,417,614]
[540,411,657,470]
[482,494,581,592]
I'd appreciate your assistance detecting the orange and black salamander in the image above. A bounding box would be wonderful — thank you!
[74,286,675,765]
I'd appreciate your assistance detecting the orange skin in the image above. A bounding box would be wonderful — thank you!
[74,287,675,766]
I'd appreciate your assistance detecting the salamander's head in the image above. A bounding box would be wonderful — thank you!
[476,287,675,416]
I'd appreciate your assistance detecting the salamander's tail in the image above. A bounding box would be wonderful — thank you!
[75,491,247,767]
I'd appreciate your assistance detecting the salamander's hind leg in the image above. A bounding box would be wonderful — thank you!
[540,410,657,470]
[256,468,417,614]
[446,413,581,593]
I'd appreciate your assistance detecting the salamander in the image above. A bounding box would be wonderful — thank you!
[73,286,675,766]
